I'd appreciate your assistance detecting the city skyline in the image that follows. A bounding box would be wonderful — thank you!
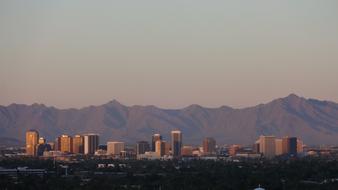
[25,128,305,160]
[1,1,338,189]
[1,1,338,109]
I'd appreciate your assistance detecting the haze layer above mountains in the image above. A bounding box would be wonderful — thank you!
[0,94,338,146]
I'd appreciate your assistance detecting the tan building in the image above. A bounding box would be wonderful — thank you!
[297,139,304,153]
[259,136,276,159]
[155,140,166,157]
[38,137,46,144]
[107,141,125,155]
[60,135,72,153]
[275,139,283,156]
[55,137,61,151]
[203,137,216,155]
[254,140,260,153]
[26,130,39,156]
[181,146,193,157]
[282,136,290,154]
[229,144,241,156]
[164,141,171,155]
[151,134,162,151]
[72,135,84,154]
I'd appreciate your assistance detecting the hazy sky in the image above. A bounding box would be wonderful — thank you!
[1,0,338,109]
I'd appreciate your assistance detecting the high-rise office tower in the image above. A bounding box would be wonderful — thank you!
[203,137,216,155]
[282,136,298,156]
[275,139,283,156]
[155,140,166,157]
[171,130,182,157]
[164,141,171,155]
[151,134,162,151]
[60,135,72,153]
[289,137,297,156]
[84,134,99,155]
[55,137,61,151]
[282,136,289,154]
[297,139,304,153]
[38,137,46,144]
[259,136,276,159]
[36,143,52,156]
[26,130,39,156]
[107,142,125,155]
[136,141,150,155]
[72,135,84,154]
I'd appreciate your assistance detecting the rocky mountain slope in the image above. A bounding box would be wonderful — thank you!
[0,94,337,146]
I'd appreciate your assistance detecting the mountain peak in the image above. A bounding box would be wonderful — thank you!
[184,104,204,111]
[282,93,305,103]
[286,93,300,99]
[107,99,123,105]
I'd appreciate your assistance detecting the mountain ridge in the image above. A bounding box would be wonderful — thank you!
[0,94,337,146]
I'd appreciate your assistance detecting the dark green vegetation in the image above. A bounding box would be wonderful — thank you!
[1,158,338,190]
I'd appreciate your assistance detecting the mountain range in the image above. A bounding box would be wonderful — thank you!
[0,94,338,146]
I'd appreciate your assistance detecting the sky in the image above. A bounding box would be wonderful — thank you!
[0,0,338,109]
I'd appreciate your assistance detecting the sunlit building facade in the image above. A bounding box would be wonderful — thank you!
[203,137,216,155]
[60,135,72,153]
[107,141,125,155]
[155,140,166,157]
[151,134,162,151]
[259,136,276,159]
[73,135,84,154]
[26,130,39,156]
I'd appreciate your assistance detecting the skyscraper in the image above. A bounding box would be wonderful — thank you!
[84,134,99,155]
[36,143,52,156]
[289,137,297,156]
[275,139,283,156]
[107,142,125,155]
[259,136,276,159]
[297,139,304,153]
[171,130,182,157]
[73,135,84,154]
[26,130,39,156]
[55,137,61,151]
[203,137,216,155]
[282,136,290,154]
[155,140,166,157]
[282,136,298,156]
[151,134,162,151]
[38,137,46,144]
[136,141,150,155]
[164,141,171,155]
[60,135,72,153]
